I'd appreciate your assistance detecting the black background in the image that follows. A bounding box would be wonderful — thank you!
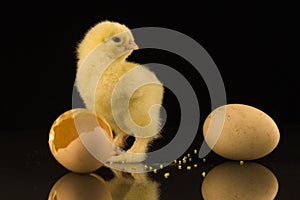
[0,2,299,199]
[0,2,298,130]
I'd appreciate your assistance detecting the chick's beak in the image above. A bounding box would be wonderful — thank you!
[124,40,138,51]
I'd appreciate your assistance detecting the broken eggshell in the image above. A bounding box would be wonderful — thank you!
[49,109,114,173]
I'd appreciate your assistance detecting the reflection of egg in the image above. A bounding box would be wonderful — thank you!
[49,109,114,173]
[48,173,112,200]
[203,104,280,160]
[202,162,278,200]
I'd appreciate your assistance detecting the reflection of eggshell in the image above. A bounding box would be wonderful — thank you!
[49,109,114,173]
[202,162,278,200]
[203,104,280,160]
[48,173,112,200]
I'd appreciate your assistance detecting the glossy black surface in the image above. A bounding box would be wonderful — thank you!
[1,124,299,199]
[0,2,298,199]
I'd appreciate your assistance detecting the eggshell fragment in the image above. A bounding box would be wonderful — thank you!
[49,109,114,173]
[203,104,280,160]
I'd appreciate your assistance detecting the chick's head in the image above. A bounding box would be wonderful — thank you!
[77,21,138,65]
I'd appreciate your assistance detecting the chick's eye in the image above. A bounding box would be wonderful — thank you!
[112,36,121,43]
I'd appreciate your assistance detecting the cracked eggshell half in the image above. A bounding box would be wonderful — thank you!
[49,109,114,173]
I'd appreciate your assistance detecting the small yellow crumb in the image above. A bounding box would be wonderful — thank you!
[178,160,182,164]
[178,165,182,169]
[189,158,192,162]
[183,156,187,160]
[187,166,191,170]
[194,164,197,168]
[144,165,148,169]
[187,153,191,157]
[174,160,177,164]
[164,172,170,179]
[240,160,244,165]
[203,158,206,163]
[153,169,157,174]
[149,166,153,170]
[183,160,187,164]
[202,171,206,177]
[194,149,197,154]
[109,161,113,165]
[160,164,163,169]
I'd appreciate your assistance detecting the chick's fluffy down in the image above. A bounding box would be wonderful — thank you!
[76,21,164,162]
[94,60,164,139]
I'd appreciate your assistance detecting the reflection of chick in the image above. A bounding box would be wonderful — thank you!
[107,172,160,200]
[76,21,164,163]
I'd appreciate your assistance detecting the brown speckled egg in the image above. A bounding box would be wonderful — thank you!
[49,109,114,173]
[201,162,278,200]
[48,173,112,200]
[203,104,280,160]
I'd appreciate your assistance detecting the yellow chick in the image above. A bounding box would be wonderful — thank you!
[76,21,164,163]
